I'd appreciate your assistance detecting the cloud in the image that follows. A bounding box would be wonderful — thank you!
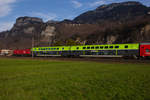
[0,0,17,17]
[71,0,83,8]
[89,1,106,7]
[30,12,58,21]
[0,0,16,4]
[0,22,14,32]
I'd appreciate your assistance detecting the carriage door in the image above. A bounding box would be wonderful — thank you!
[140,46,145,57]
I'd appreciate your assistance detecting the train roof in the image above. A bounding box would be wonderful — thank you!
[140,43,150,45]
[33,43,139,48]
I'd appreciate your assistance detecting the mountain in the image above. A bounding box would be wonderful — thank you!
[0,1,150,49]
[0,17,56,49]
[74,1,150,23]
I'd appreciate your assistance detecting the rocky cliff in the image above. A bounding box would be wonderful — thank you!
[73,1,150,23]
[0,17,58,49]
[0,1,150,49]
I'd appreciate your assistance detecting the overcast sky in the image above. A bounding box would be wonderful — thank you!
[0,0,150,32]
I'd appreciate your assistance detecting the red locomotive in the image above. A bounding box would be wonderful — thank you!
[13,49,31,56]
[140,43,150,58]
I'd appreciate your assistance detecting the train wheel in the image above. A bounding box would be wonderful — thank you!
[133,55,139,59]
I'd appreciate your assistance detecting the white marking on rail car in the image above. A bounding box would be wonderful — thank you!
[80,55,123,57]
[36,55,61,57]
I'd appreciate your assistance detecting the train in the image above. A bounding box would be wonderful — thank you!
[0,43,150,59]
[0,49,13,56]
[13,49,31,56]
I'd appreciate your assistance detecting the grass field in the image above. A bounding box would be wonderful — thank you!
[0,58,150,100]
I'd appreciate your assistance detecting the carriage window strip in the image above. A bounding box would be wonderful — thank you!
[105,46,108,49]
[125,45,128,48]
[109,46,113,48]
[87,47,90,49]
[100,46,103,49]
[115,46,119,48]
[91,47,94,49]
[83,47,86,49]
[96,46,99,49]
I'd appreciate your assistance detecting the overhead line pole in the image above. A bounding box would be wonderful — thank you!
[32,30,35,58]
[32,36,34,58]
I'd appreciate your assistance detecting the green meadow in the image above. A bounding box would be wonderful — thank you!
[0,58,150,100]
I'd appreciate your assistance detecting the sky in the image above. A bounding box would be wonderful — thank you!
[0,0,150,32]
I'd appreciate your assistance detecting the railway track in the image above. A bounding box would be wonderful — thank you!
[0,56,150,64]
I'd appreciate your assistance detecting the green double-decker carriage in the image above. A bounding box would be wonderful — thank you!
[32,43,139,57]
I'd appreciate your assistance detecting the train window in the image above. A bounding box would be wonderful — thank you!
[91,47,94,49]
[83,47,86,49]
[115,46,119,48]
[100,46,103,49]
[51,48,53,50]
[87,47,90,49]
[109,46,113,48]
[46,48,48,50]
[105,46,108,49]
[54,48,56,50]
[125,45,128,48]
[57,48,59,50]
[76,47,79,49]
[146,49,150,52]
[96,46,99,49]
[62,48,64,50]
